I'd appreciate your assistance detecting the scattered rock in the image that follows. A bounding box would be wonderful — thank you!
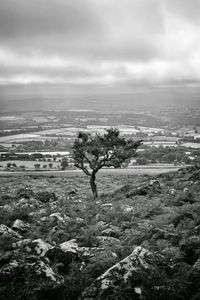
[12,219,30,233]
[122,204,135,213]
[36,208,47,216]
[152,226,178,241]
[76,217,84,223]
[2,204,13,212]
[1,166,200,299]
[0,224,22,240]
[15,238,54,257]
[126,185,148,197]
[41,216,48,222]
[126,180,161,198]
[80,247,118,268]
[16,188,34,199]
[97,236,121,247]
[31,239,54,257]
[74,199,83,204]
[80,246,105,258]
[169,188,176,195]
[49,201,60,210]
[95,214,101,221]
[95,221,108,229]
[0,256,64,300]
[193,258,200,271]
[45,240,80,273]
[101,225,121,238]
[81,246,164,299]
[12,239,31,249]
[100,203,113,209]
[149,179,161,189]
[60,239,79,253]
[183,187,189,193]
[16,197,41,210]
[50,213,71,223]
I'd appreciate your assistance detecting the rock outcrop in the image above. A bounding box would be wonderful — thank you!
[81,246,164,299]
[0,256,64,300]
[0,224,22,240]
[12,219,30,233]
[126,179,161,197]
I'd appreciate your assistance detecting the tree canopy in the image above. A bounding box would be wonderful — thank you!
[61,157,69,170]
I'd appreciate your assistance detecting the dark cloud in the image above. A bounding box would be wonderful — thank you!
[0,0,100,38]
[0,0,163,61]
[164,0,200,24]
[0,0,200,88]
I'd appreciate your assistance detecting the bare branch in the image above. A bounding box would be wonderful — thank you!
[74,163,91,176]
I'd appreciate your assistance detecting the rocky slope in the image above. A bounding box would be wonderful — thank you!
[0,167,200,299]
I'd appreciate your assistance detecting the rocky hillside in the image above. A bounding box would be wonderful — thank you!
[0,167,200,299]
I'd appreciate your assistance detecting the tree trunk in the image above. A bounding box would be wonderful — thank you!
[90,173,98,198]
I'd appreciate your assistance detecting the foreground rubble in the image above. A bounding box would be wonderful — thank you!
[0,167,200,299]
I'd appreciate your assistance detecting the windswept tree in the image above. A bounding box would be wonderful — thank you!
[72,128,142,198]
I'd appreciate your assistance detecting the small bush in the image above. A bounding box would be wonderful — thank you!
[35,191,57,203]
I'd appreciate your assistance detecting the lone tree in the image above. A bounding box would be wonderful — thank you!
[72,128,142,198]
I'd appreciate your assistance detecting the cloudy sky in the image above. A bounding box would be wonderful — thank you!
[0,0,200,93]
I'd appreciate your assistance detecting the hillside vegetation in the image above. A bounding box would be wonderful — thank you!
[0,167,200,299]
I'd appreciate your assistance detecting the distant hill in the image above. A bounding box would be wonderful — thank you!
[0,85,200,112]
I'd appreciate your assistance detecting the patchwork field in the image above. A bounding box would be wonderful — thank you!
[0,164,179,176]
[0,160,61,169]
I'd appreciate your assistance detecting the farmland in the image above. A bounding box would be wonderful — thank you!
[0,110,200,174]
[0,160,61,170]
[181,142,200,149]
[0,125,169,143]
[0,164,180,177]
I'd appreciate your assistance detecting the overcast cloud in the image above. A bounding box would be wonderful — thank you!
[0,0,200,90]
